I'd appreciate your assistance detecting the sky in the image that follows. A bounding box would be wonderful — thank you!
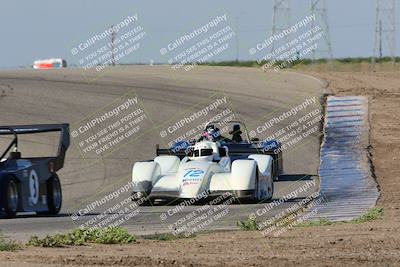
[0,0,398,68]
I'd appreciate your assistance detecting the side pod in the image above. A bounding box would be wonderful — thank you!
[132,161,161,193]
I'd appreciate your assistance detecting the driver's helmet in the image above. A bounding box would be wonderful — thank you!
[202,125,221,141]
[188,141,215,162]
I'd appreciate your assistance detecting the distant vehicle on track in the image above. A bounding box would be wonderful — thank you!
[131,121,283,205]
[33,58,67,69]
[0,124,69,217]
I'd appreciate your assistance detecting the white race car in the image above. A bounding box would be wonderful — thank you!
[131,121,282,204]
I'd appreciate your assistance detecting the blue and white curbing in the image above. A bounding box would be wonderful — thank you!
[310,96,379,221]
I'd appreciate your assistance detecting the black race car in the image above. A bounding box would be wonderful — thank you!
[0,124,69,217]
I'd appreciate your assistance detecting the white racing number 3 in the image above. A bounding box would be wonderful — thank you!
[29,169,39,205]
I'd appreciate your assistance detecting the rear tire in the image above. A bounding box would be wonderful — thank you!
[2,177,19,217]
[37,174,62,215]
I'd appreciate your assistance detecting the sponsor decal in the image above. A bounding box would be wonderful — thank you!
[182,169,205,185]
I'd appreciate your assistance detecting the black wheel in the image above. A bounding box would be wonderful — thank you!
[140,199,154,206]
[273,160,279,181]
[2,177,19,217]
[131,192,153,206]
[253,171,274,203]
[265,174,274,201]
[249,172,260,203]
[37,174,62,215]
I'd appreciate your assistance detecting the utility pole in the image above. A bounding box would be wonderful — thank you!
[310,0,333,61]
[379,20,382,59]
[110,25,116,66]
[373,0,396,64]
[235,12,246,62]
[235,16,239,62]
[270,0,290,54]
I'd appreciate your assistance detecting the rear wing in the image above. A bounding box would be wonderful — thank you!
[156,145,281,158]
[0,124,70,171]
[156,146,186,159]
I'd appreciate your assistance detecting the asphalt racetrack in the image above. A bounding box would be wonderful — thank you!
[0,66,323,240]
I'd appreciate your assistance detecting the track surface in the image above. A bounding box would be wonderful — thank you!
[0,66,323,240]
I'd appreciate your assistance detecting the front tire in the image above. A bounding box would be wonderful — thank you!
[253,171,274,202]
[2,177,19,217]
[131,192,153,206]
[265,174,274,201]
[251,172,261,203]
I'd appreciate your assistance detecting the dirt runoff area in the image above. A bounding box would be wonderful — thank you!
[1,69,400,267]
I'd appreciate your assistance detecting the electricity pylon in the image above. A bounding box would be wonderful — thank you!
[270,0,291,54]
[373,0,396,64]
[310,0,333,60]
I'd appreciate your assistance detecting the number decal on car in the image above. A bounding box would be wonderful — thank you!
[184,170,204,178]
[28,169,39,205]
